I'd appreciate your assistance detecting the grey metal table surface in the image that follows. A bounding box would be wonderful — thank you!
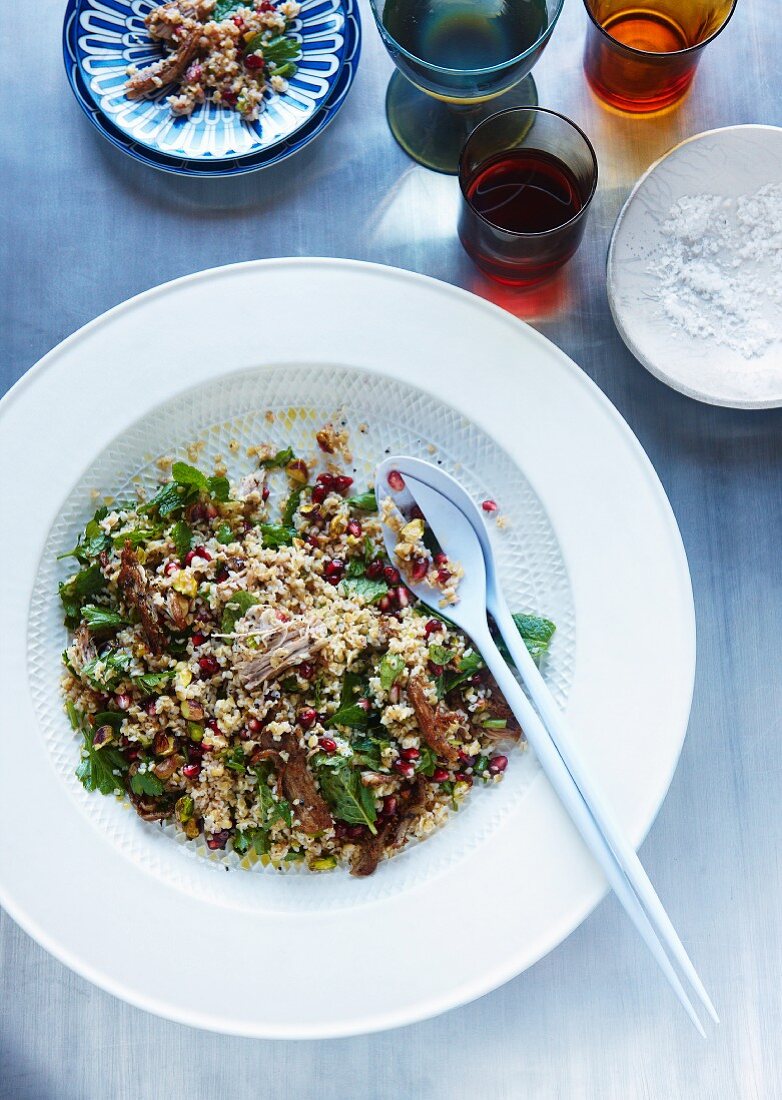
[1,0,781,1097]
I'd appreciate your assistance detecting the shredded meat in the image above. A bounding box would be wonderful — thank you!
[71,623,96,672]
[351,777,429,877]
[117,541,167,655]
[235,608,327,690]
[249,729,332,835]
[407,675,460,764]
[479,674,523,739]
[126,28,202,100]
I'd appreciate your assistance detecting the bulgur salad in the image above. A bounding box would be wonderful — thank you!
[126,0,302,120]
[59,430,555,876]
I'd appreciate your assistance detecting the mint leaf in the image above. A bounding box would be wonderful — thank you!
[221,591,260,633]
[171,520,192,562]
[172,462,208,490]
[513,612,556,661]
[59,564,106,628]
[132,669,176,697]
[340,576,387,603]
[81,649,134,691]
[379,652,404,691]
[75,724,128,797]
[81,604,129,632]
[281,487,302,527]
[259,447,294,469]
[207,475,230,502]
[213,0,246,20]
[215,522,234,545]
[313,755,377,834]
[260,524,295,549]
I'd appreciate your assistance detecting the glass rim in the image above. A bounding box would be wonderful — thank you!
[458,106,599,239]
[581,0,738,59]
[369,0,565,78]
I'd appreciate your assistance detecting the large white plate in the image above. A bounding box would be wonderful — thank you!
[0,259,695,1038]
[607,125,782,409]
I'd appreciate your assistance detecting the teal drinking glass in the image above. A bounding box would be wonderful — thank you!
[369,0,565,174]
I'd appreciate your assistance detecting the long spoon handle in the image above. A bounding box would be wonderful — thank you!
[488,595,717,1026]
[472,625,707,1036]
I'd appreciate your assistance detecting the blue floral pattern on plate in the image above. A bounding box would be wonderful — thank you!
[65,0,351,161]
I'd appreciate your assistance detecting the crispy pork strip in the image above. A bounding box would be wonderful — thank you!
[407,675,460,764]
[351,776,429,877]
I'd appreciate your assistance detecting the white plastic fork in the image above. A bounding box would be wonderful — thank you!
[375,457,716,1036]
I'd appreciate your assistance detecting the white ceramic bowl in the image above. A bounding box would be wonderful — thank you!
[608,125,782,409]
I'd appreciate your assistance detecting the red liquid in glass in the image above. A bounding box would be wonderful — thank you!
[465,150,584,233]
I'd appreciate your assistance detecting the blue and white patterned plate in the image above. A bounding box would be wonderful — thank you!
[64,0,353,162]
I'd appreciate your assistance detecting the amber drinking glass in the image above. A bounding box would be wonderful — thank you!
[582,0,737,114]
[458,108,598,286]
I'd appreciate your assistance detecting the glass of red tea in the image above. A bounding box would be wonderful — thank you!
[582,0,737,114]
[458,107,598,286]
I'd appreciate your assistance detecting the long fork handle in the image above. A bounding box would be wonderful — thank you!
[472,624,708,1036]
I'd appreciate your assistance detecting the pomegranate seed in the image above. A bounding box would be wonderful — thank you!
[410,504,424,520]
[206,718,220,733]
[189,503,206,523]
[183,763,201,780]
[383,565,400,585]
[216,569,229,583]
[432,767,449,782]
[324,559,345,584]
[489,754,509,774]
[261,485,270,502]
[198,655,219,675]
[196,545,211,561]
[396,586,410,608]
[424,619,443,636]
[205,503,218,520]
[387,470,405,491]
[297,661,315,680]
[347,519,362,538]
[437,568,451,584]
[191,632,205,647]
[346,824,365,840]
[125,748,140,762]
[378,595,392,612]
[318,736,337,753]
[298,708,318,729]
[258,0,274,10]
[247,717,262,734]
[317,472,335,487]
[245,52,264,70]
[306,534,319,547]
[232,13,245,26]
[357,698,371,712]
[410,558,428,581]
[311,484,327,504]
[206,830,230,850]
[434,552,448,566]
[146,700,157,717]
[400,747,420,762]
[481,499,498,513]
[366,560,384,579]
[458,750,473,766]
[164,561,179,576]
[394,761,415,778]
[381,795,398,817]
[115,693,132,711]
[222,90,238,106]
[333,475,353,495]
[455,772,473,786]
[428,661,444,677]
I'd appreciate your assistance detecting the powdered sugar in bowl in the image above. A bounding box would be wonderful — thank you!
[607,125,782,409]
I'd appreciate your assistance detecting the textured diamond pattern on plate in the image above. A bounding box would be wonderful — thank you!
[29,365,575,911]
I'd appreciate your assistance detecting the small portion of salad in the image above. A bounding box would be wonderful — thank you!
[126,0,302,120]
